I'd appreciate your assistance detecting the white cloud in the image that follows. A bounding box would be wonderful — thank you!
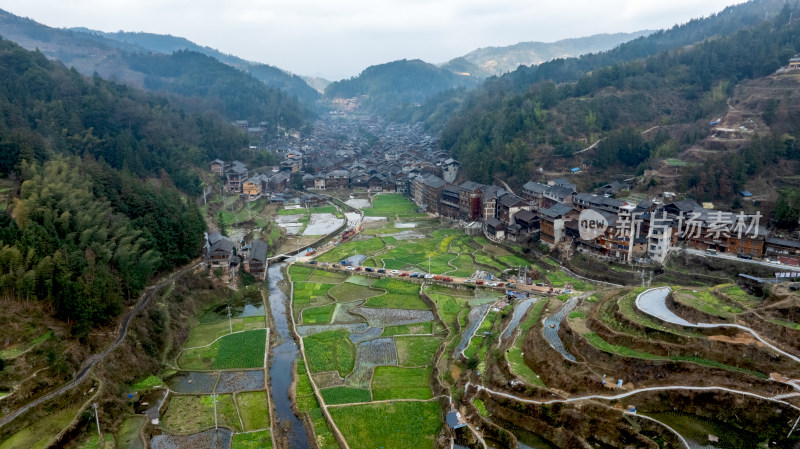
[1,0,743,79]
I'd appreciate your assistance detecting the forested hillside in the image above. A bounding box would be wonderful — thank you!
[69,28,322,107]
[122,49,314,128]
[0,37,242,334]
[324,59,481,115]
[436,2,800,195]
[0,9,316,129]
[412,0,788,134]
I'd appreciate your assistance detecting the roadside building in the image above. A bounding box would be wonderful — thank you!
[245,239,268,280]
[459,181,484,221]
[765,237,800,266]
[207,232,234,267]
[540,203,575,245]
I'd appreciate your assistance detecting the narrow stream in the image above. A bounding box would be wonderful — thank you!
[267,263,313,448]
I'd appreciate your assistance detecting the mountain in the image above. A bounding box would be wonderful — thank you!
[0,36,256,333]
[451,31,655,77]
[437,1,800,207]
[69,28,321,106]
[323,59,481,115]
[0,9,318,119]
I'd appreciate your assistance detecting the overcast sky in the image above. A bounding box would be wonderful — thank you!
[3,1,743,80]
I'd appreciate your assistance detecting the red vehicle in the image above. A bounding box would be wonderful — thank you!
[497,282,505,287]
[442,277,453,282]
[476,280,485,285]
[355,267,362,271]
[399,272,409,276]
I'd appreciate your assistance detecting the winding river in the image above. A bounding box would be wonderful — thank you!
[267,263,312,448]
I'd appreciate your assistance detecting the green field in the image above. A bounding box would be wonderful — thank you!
[507,346,545,387]
[162,394,241,433]
[395,337,440,367]
[321,387,372,405]
[583,332,765,377]
[293,281,336,302]
[346,275,375,286]
[363,194,419,217]
[179,330,265,370]
[307,270,351,283]
[364,292,429,310]
[371,366,432,400]
[317,238,386,263]
[289,265,316,282]
[330,401,442,449]
[0,331,53,359]
[214,330,266,369]
[232,430,273,449]
[304,329,356,377]
[427,293,469,327]
[675,288,741,319]
[473,399,489,417]
[184,316,264,348]
[302,304,336,324]
[308,407,341,449]
[116,415,146,449]
[383,322,433,336]
[237,391,271,431]
[364,278,429,310]
[329,282,382,302]
[0,401,83,449]
[130,375,164,391]
[295,360,317,412]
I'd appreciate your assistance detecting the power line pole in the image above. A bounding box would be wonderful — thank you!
[227,305,233,334]
[211,393,219,431]
[92,403,101,437]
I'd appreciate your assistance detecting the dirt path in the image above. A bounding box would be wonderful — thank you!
[0,260,204,429]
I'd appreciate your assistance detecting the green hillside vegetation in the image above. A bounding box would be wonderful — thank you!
[324,59,481,116]
[68,28,321,107]
[123,50,314,127]
[0,9,317,122]
[435,4,800,199]
[0,38,261,334]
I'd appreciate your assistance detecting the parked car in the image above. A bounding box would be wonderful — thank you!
[424,274,435,279]
[486,282,498,287]
[377,269,386,274]
[409,272,420,278]
[737,253,753,260]
[390,270,400,274]
[365,267,375,272]
[355,267,362,271]
[346,266,355,271]
[476,280,484,285]
[307,260,317,265]
[464,279,475,283]
[400,272,409,276]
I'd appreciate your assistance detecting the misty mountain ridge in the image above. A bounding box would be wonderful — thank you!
[68,27,321,106]
[451,30,655,76]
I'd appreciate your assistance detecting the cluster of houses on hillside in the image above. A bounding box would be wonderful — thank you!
[405,173,799,266]
[212,116,800,268]
[212,117,459,202]
[206,231,269,280]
